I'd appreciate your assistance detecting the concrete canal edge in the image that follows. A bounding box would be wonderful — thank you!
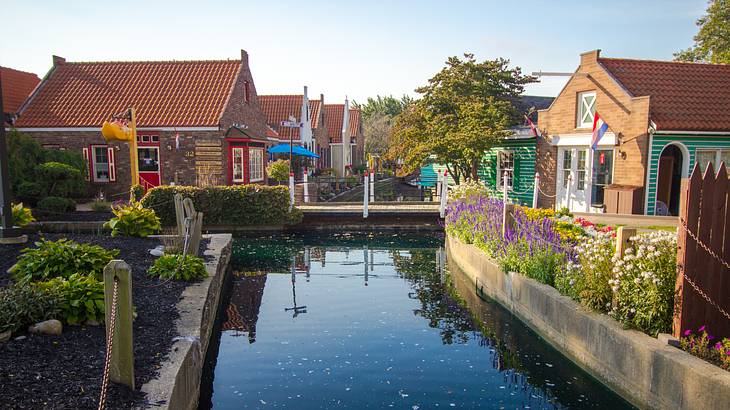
[138,233,233,410]
[446,235,730,410]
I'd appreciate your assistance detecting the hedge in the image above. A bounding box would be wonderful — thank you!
[141,185,302,226]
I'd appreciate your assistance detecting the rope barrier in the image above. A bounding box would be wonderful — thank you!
[537,186,557,198]
[98,276,119,410]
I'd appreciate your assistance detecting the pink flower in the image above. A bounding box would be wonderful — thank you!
[684,329,692,336]
[715,342,723,350]
[698,325,706,332]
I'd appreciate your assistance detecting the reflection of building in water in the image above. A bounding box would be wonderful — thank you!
[222,273,267,343]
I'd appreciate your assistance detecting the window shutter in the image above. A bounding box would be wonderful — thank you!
[107,147,116,182]
[513,152,521,191]
[488,152,497,189]
[82,147,90,181]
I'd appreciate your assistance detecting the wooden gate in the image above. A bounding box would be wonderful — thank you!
[673,162,730,339]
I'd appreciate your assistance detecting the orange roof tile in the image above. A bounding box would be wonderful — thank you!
[16,59,242,127]
[1,67,40,115]
[323,104,360,143]
[599,57,730,132]
[258,95,321,140]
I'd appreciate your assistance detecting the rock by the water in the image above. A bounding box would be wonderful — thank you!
[85,319,101,326]
[150,248,164,257]
[14,335,26,341]
[0,330,11,343]
[28,319,62,336]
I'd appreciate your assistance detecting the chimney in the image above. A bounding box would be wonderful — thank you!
[580,49,600,66]
[320,93,324,105]
[240,49,249,66]
[52,55,66,66]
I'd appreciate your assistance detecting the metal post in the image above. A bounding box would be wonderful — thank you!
[532,172,540,209]
[502,203,515,238]
[363,171,369,218]
[303,167,309,203]
[369,171,374,203]
[103,260,135,389]
[566,173,573,211]
[439,171,448,218]
[502,171,509,203]
[289,172,295,210]
[0,76,21,240]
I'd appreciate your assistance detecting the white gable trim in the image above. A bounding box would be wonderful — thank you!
[550,132,616,147]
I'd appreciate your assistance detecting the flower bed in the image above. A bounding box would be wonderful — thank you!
[445,192,680,339]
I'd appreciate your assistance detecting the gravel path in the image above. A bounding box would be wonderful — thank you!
[0,233,209,409]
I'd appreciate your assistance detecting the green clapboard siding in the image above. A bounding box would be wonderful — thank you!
[419,138,536,205]
[478,138,536,206]
[646,134,730,215]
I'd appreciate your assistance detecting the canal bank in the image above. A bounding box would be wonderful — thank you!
[138,234,233,410]
[446,235,730,410]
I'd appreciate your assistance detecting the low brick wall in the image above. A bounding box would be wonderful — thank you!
[446,235,730,410]
[138,234,232,410]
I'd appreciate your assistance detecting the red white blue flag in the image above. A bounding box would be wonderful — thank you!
[591,113,609,149]
[525,115,540,138]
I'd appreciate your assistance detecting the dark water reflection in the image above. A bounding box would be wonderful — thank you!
[200,233,633,409]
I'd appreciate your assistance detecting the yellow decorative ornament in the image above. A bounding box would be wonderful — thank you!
[101,120,133,142]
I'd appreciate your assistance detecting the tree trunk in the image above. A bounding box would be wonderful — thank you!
[471,160,479,181]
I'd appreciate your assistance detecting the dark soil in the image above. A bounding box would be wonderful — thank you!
[0,233,210,409]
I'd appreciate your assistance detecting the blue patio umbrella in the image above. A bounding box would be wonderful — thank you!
[268,144,320,158]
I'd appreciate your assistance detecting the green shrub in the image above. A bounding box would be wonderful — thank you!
[39,274,105,325]
[130,184,145,202]
[555,206,573,218]
[0,282,61,334]
[10,238,119,282]
[11,203,35,227]
[609,231,677,336]
[148,253,208,281]
[555,233,615,311]
[35,161,85,198]
[37,196,76,213]
[104,201,161,237]
[15,181,43,206]
[90,200,111,212]
[141,185,302,226]
[266,159,290,182]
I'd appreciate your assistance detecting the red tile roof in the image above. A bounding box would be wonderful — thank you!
[323,104,360,143]
[599,57,730,131]
[1,67,40,115]
[16,59,243,127]
[258,95,321,141]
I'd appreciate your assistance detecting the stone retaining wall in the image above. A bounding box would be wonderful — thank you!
[138,234,232,410]
[446,235,730,410]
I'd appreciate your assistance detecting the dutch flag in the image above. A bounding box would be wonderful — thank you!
[591,113,609,149]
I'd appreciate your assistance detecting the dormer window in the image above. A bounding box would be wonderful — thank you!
[577,91,596,128]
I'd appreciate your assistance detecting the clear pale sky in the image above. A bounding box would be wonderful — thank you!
[0,0,706,104]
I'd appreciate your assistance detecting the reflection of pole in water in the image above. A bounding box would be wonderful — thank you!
[285,260,307,317]
[304,246,311,282]
[370,249,374,272]
[363,245,369,286]
[437,246,446,283]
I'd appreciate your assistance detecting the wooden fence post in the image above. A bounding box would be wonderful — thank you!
[103,260,134,390]
[174,193,185,238]
[614,227,636,258]
[502,203,515,238]
[182,198,203,256]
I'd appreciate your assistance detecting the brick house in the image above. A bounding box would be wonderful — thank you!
[258,88,332,169]
[323,101,364,176]
[12,50,270,198]
[536,50,730,215]
[1,66,40,124]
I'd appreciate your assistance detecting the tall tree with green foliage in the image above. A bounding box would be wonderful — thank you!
[354,95,413,157]
[674,0,730,63]
[389,54,535,184]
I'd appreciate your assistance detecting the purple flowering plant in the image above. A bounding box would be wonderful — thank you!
[680,326,730,371]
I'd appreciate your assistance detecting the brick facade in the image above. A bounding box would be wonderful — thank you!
[537,50,651,212]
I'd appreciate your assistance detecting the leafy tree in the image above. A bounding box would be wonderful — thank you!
[353,95,413,158]
[354,95,414,120]
[675,0,730,63]
[389,54,534,183]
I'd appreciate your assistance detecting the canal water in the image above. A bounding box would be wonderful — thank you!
[199,233,633,409]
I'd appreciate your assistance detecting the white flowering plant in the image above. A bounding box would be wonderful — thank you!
[448,179,490,202]
[555,232,615,311]
[609,231,677,336]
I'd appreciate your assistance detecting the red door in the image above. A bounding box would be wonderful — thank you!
[137,134,161,189]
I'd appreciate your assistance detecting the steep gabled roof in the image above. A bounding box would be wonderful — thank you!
[258,95,322,140]
[15,58,243,127]
[598,57,730,131]
[1,66,40,115]
[323,104,361,143]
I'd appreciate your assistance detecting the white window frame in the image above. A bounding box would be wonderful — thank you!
[91,145,111,182]
[249,148,264,182]
[577,91,596,129]
[232,147,245,183]
[696,148,730,172]
[496,150,514,190]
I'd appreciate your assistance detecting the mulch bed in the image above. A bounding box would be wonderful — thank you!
[0,233,210,409]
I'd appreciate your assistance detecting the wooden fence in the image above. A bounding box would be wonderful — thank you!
[673,162,730,339]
